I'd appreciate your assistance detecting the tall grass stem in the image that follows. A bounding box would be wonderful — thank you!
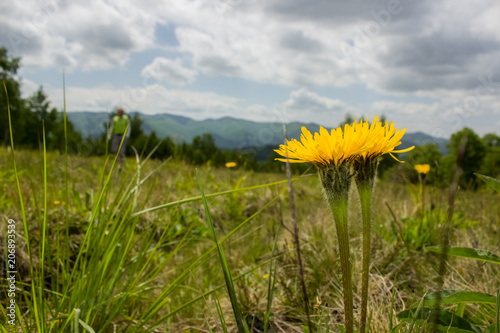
[282,124,313,333]
[196,169,248,333]
[432,135,466,330]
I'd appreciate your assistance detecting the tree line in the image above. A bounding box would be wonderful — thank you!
[0,47,288,172]
[2,47,499,187]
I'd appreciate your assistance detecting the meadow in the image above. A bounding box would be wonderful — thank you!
[1,143,499,332]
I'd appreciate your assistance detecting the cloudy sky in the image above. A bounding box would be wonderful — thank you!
[2,0,500,137]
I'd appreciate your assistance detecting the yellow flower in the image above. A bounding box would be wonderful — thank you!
[274,115,414,168]
[54,200,61,205]
[414,164,431,174]
[225,162,237,168]
[263,274,269,279]
[274,124,372,168]
[353,115,414,162]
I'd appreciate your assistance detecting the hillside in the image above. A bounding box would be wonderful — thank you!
[67,111,448,152]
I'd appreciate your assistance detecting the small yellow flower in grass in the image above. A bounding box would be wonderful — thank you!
[54,200,61,205]
[414,164,431,174]
[225,162,237,168]
[263,274,269,279]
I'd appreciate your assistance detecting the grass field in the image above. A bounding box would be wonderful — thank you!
[1,146,499,332]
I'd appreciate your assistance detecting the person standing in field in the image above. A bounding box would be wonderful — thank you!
[109,107,130,162]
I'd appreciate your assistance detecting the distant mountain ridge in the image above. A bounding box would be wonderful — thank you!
[67,111,448,153]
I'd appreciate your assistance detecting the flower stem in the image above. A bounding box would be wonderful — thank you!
[358,184,373,333]
[354,158,378,333]
[319,165,354,333]
[329,192,354,333]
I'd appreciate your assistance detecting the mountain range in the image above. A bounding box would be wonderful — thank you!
[67,111,449,153]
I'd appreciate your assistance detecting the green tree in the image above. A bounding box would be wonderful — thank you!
[191,133,218,164]
[24,87,82,152]
[50,115,83,153]
[482,133,500,148]
[339,113,387,128]
[339,113,354,127]
[25,87,57,148]
[379,143,442,183]
[446,127,486,187]
[0,47,29,145]
[480,133,500,177]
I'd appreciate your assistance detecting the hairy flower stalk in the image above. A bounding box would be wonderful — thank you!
[353,116,414,333]
[319,164,355,333]
[354,158,378,333]
[275,124,370,333]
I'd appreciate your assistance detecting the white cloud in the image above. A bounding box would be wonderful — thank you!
[372,101,439,116]
[2,0,500,136]
[141,57,197,86]
[1,0,159,71]
[4,0,500,92]
[281,88,357,126]
[285,88,355,113]
[44,84,241,120]
[19,77,40,98]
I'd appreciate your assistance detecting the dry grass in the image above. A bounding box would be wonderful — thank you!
[1,147,499,332]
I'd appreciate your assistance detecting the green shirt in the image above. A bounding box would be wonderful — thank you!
[112,115,129,134]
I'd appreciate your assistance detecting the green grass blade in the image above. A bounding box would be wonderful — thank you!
[74,308,81,333]
[131,175,312,217]
[264,223,281,333]
[78,319,96,333]
[455,303,465,318]
[139,193,281,328]
[196,169,247,333]
[155,252,290,325]
[3,80,41,332]
[426,246,500,265]
[485,323,499,333]
[39,121,48,332]
[399,307,478,332]
[496,289,499,333]
[61,125,127,299]
[407,292,426,333]
[475,173,500,193]
[411,290,498,307]
[215,295,229,333]
[63,71,71,281]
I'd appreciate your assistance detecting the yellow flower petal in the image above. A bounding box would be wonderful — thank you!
[275,115,414,167]
[414,164,431,174]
